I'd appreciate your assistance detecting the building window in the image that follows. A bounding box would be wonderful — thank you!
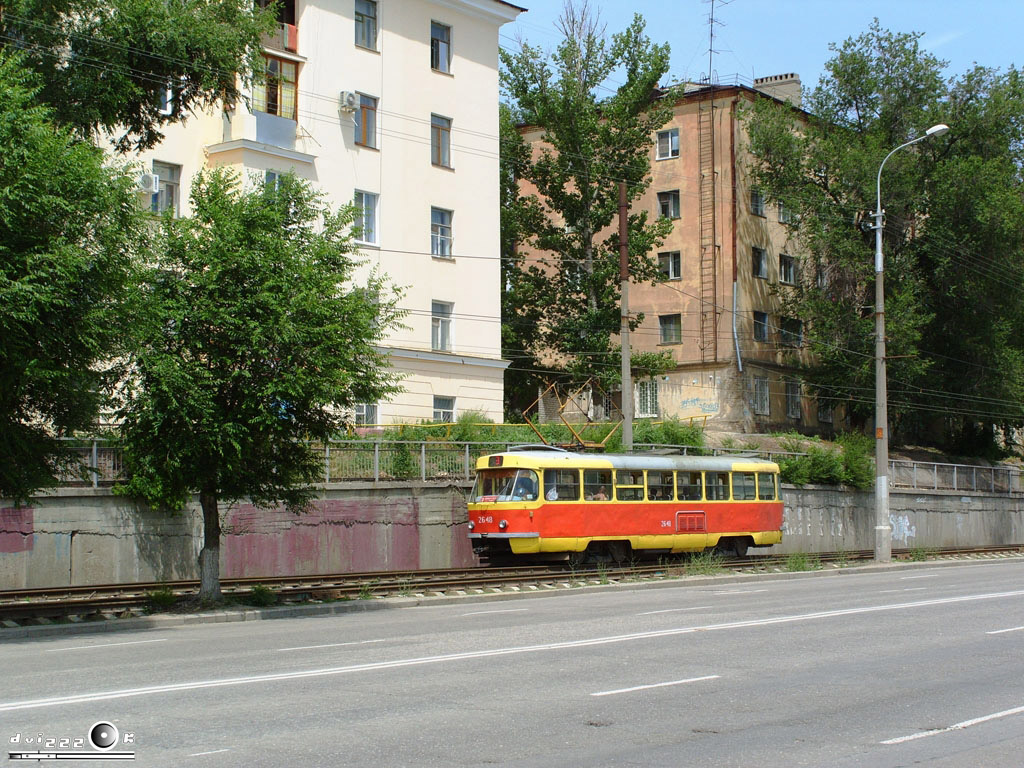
[354,402,378,425]
[659,314,681,344]
[636,380,659,418]
[354,190,377,244]
[252,55,297,120]
[780,317,803,347]
[431,114,451,167]
[817,400,833,424]
[431,208,453,257]
[433,396,455,422]
[430,21,451,73]
[355,0,377,49]
[659,251,681,280]
[753,311,768,342]
[264,169,281,191]
[151,161,181,217]
[753,376,770,416]
[778,200,795,224]
[355,93,377,147]
[750,187,765,217]
[657,190,680,220]
[779,253,797,284]
[752,246,768,279]
[786,380,802,420]
[432,301,453,351]
[656,128,679,159]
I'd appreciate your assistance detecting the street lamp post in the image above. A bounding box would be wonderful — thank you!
[873,123,949,563]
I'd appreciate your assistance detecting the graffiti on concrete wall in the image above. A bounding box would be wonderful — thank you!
[0,506,33,553]
[889,513,917,544]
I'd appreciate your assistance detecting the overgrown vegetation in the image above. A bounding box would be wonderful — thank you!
[784,552,823,571]
[145,587,177,611]
[244,584,277,607]
[777,432,874,488]
[686,550,724,576]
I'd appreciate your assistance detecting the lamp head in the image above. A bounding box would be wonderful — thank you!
[925,123,950,137]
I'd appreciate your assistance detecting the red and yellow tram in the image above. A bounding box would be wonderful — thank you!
[467,446,783,563]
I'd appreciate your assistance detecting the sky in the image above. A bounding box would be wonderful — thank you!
[503,0,1023,95]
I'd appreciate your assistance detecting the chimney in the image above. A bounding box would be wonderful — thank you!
[754,73,801,108]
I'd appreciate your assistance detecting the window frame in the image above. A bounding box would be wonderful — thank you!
[431,207,453,258]
[431,113,452,168]
[354,402,378,425]
[432,395,455,423]
[786,380,802,420]
[817,400,834,424]
[353,190,378,245]
[430,21,452,73]
[753,311,768,343]
[658,250,681,280]
[151,161,181,217]
[659,314,682,345]
[750,187,765,217]
[656,128,679,159]
[752,246,768,279]
[252,55,297,120]
[780,317,803,347]
[354,0,378,50]
[753,376,770,416]
[636,379,659,418]
[431,300,453,351]
[779,253,797,285]
[354,93,377,148]
[657,190,681,220]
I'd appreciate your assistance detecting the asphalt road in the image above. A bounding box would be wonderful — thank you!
[2,560,1023,767]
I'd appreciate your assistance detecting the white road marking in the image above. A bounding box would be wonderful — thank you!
[900,574,939,580]
[591,675,720,697]
[44,639,167,653]
[902,588,927,592]
[461,608,529,617]
[637,606,712,616]
[881,704,1024,744]
[986,626,1024,635]
[711,589,768,595]
[5,588,1024,713]
[189,749,231,757]
[278,639,386,652]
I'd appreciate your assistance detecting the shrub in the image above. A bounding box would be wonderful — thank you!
[245,584,277,606]
[146,587,177,611]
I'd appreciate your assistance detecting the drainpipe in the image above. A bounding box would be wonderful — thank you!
[730,98,742,373]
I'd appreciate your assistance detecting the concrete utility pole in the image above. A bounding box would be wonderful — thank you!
[872,123,949,563]
[619,181,633,452]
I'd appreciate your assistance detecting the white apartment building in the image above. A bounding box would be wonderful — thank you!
[130,0,522,425]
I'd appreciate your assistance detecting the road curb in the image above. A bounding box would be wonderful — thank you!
[2,556,1021,641]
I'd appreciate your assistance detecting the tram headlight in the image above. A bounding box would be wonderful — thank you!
[468,521,475,531]
[498,520,508,530]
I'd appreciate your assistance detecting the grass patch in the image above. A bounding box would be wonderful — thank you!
[687,550,724,576]
[145,587,177,611]
[908,547,936,562]
[244,584,277,607]
[785,552,822,571]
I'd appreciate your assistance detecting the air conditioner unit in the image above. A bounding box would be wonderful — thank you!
[339,90,357,113]
[139,172,160,194]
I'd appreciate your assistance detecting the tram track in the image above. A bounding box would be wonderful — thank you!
[1,546,1021,627]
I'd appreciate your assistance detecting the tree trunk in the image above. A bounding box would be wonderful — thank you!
[198,487,222,603]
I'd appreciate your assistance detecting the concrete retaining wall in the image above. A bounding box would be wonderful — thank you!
[2,484,1022,589]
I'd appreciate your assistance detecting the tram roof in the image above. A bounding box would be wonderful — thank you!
[476,450,779,473]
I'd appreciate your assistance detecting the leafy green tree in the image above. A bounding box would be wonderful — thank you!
[500,4,674,412]
[0,0,273,152]
[0,54,142,502]
[744,20,1024,450]
[116,170,404,601]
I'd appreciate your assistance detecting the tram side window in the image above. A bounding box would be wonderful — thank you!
[647,471,674,500]
[614,469,644,501]
[706,472,730,500]
[544,469,580,501]
[583,469,612,500]
[733,472,757,500]
[758,472,777,500]
[677,471,702,500]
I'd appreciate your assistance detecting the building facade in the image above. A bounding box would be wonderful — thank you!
[129,0,522,424]
[522,74,837,435]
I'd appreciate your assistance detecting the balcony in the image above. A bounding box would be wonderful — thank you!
[262,22,298,54]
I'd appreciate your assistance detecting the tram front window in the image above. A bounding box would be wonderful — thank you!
[471,469,539,502]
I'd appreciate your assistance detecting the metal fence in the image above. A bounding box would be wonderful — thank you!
[54,439,1024,495]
